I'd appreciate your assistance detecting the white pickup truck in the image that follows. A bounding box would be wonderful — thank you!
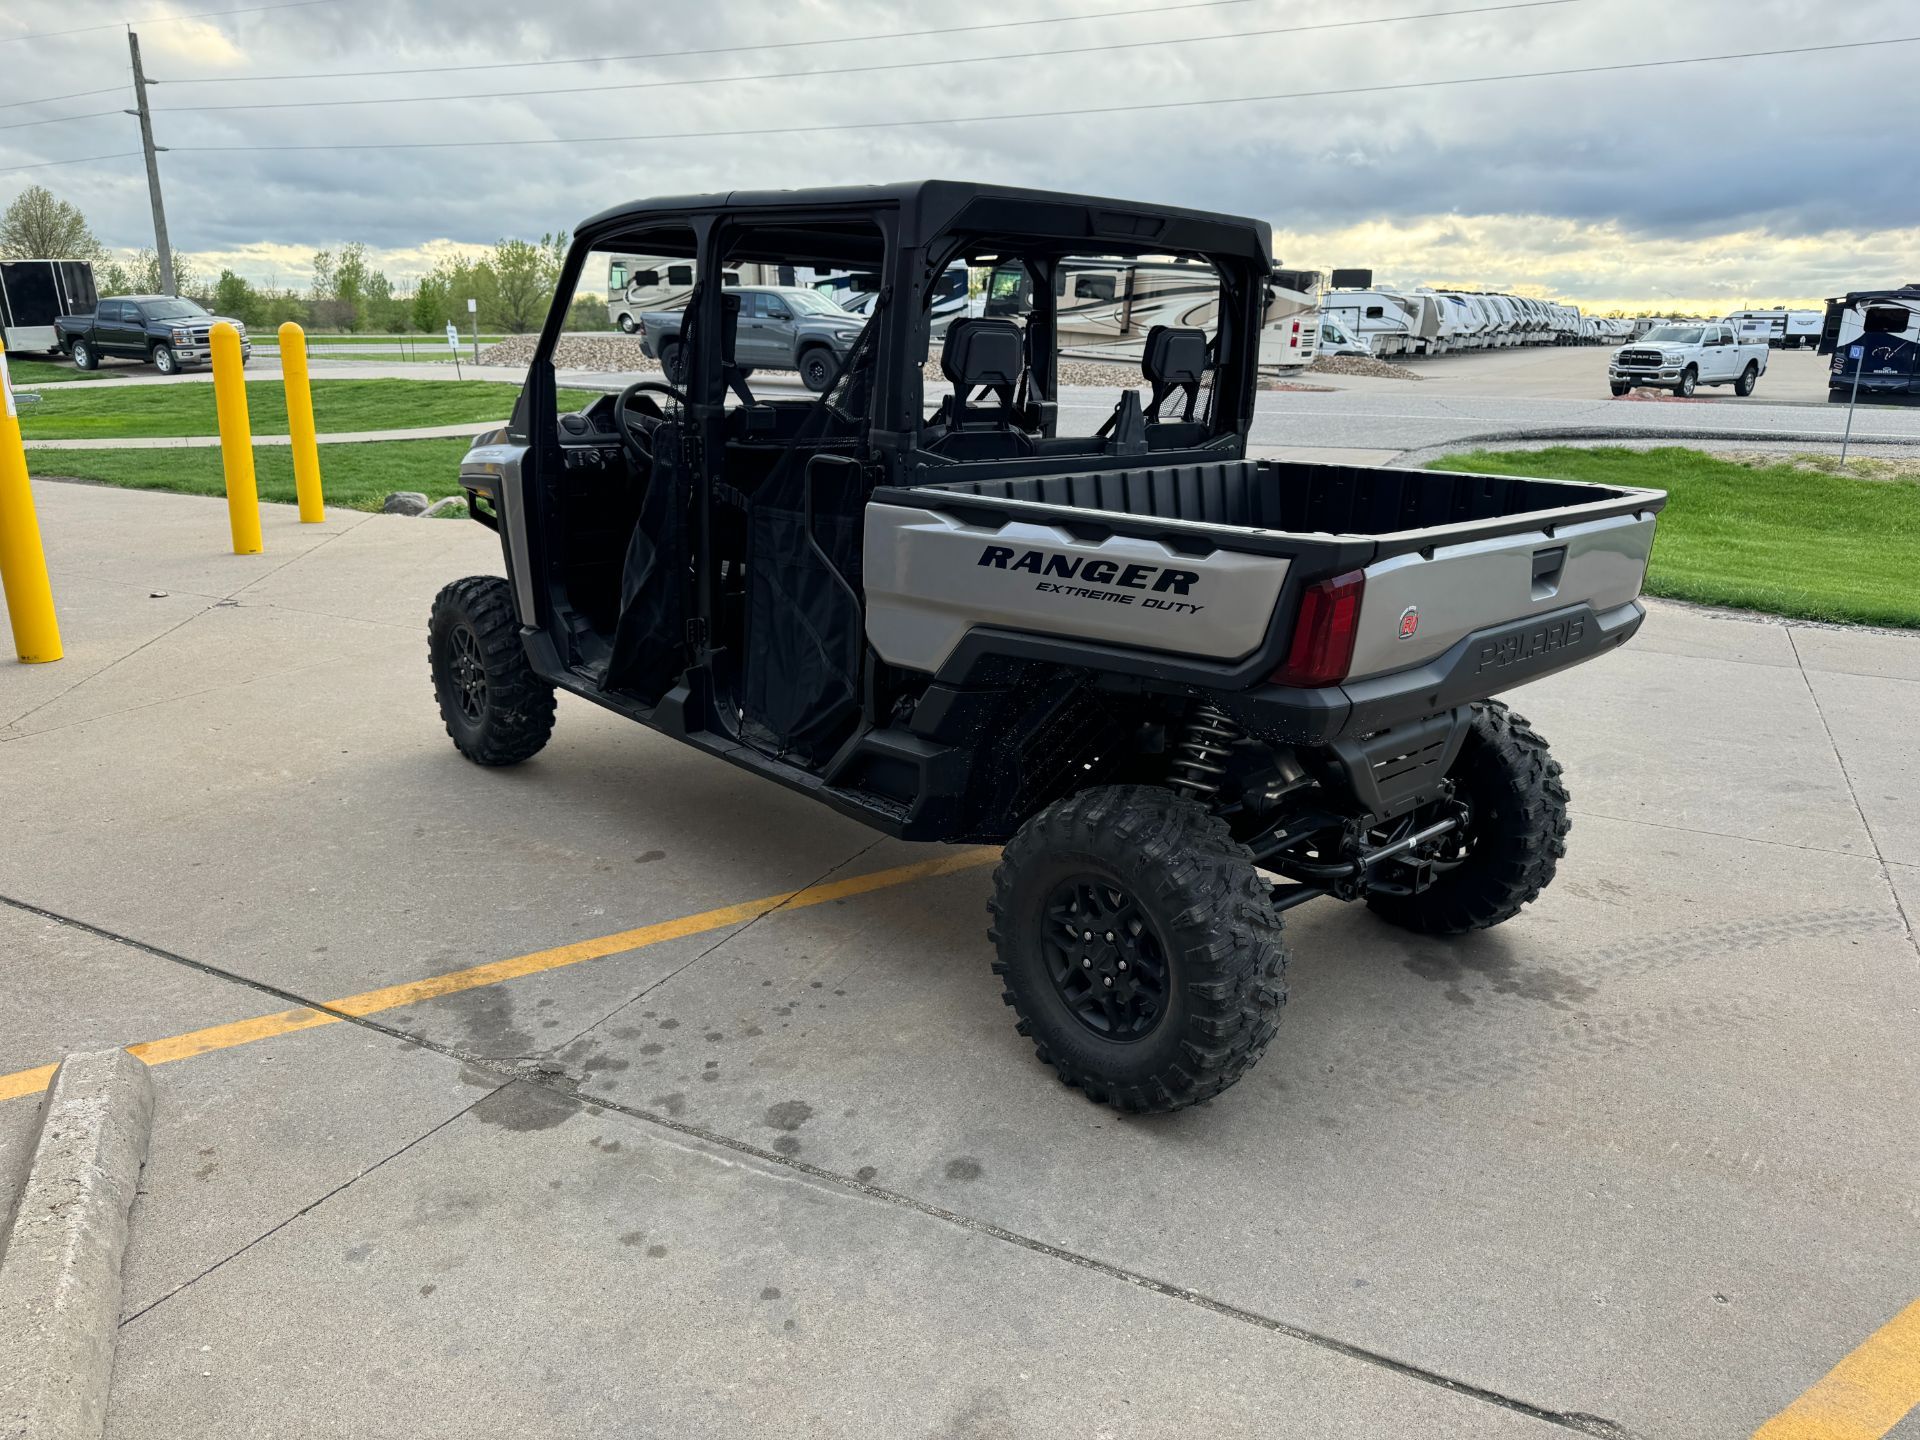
[1608,321,1768,397]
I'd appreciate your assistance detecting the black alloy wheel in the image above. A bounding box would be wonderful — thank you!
[1042,876,1170,1041]
[446,622,487,724]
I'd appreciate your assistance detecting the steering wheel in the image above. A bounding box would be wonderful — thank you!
[613,379,688,470]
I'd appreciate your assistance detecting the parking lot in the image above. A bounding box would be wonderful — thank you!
[3,476,1916,1437]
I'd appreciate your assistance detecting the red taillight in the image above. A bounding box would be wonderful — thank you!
[1271,570,1365,688]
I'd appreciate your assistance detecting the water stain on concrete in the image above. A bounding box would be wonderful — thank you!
[646,1244,668,1258]
[472,1083,577,1132]
[619,1231,647,1247]
[639,1043,665,1056]
[658,1018,680,1030]
[854,1166,878,1183]
[436,984,538,1059]
[651,1092,688,1118]
[194,1161,217,1181]
[635,850,666,864]
[343,1243,374,1263]
[611,1026,645,1040]
[1402,944,1598,1011]
[581,1056,630,1075]
[703,1031,724,1042]
[742,1026,764,1039]
[772,1136,801,1156]
[944,1158,984,1182]
[760,1286,782,1301]
[764,1100,813,1132]
[590,1137,622,1154]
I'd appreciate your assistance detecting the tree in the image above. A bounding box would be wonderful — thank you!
[0,185,103,260]
[211,270,265,326]
[129,246,194,296]
[488,231,569,333]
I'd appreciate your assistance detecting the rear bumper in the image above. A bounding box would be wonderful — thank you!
[1214,598,1646,745]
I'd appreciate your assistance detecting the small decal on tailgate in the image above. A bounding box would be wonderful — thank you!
[1398,605,1419,639]
[1475,613,1587,673]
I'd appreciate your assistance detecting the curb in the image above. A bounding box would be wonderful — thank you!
[0,1050,154,1440]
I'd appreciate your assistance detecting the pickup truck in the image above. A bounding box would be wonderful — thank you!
[55,294,250,375]
[1609,321,1766,397]
[431,180,1665,1115]
[638,284,862,393]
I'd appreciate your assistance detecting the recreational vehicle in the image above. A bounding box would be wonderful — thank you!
[605,256,860,332]
[1818,285,1920,403]
[1726,309,1824,349]
[982,256,1320,369]
[0,258,97,354]
[1320,288,1424,356]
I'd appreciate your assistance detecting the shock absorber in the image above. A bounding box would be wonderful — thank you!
[1167,702,1243,802]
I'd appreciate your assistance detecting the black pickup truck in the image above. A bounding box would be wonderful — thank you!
[55,295,251,375]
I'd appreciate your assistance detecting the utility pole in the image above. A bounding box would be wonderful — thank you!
[125,31,175,295]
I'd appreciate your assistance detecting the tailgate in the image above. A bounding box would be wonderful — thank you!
[1346,511,1655,681]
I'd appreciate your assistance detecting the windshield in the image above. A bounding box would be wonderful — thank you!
[1642,325,1703,343]
[145,299,211,320]
[1321,320,1350,343]
[780,289,844,315]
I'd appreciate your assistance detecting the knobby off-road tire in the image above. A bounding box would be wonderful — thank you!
[798,346,837,394]
[988,784,1287,1114]
[1366,700,1571,936]
[429,575,556,767]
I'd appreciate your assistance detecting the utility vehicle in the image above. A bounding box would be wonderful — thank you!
[430,182,1665,1114]
[1608,322,1767,397]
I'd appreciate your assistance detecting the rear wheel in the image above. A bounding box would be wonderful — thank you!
[1675,365,1697,397]
[429,576,555,767]
[151,342,176,375]
[1366,701,1570,935]
[798,346,837,394]
[988,784,1286,1114]
[70,339,96,371]
[1734,361,1759,397]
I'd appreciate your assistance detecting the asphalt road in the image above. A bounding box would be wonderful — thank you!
[2,482,1916,1438]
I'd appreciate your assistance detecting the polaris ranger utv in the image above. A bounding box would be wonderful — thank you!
[431,182,1665,1114]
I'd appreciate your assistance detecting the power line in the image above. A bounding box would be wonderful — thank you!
[0,151,142,175]
[0,109,124,132]
[1,85,127,111]
[1,0,346,46]
[152,0,1266,85]
[149,0,1584,114]
[157,33,1920,155]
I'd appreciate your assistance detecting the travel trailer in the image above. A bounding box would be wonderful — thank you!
[1818,284,1920,403]
[982,255,1321,369]
[0,258,97,354]
[1726,309,1825,349]
[1319,288,1426,356]
[823,264,971,335]
[605,255,858,332]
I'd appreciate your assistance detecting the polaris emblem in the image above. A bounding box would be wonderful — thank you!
[1398,605,1420,640]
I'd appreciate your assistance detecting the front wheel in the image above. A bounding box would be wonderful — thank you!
[616,313,637,334]
[1366,701,1570,935]
[1609,382,1630,396]
[429,576,556,767]
[1675,365,1697,397]
[797,346,838,394]
[988,785,1287,1114]
[1734,361,1759,397]
[151,342,176,375]
[658,340,687,387]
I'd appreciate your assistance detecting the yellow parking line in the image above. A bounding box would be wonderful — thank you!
[0,847,999,1105]
[1754,1299,1920,1440]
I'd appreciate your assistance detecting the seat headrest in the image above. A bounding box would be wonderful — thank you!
[1143,325,1207,387]
[941,318,1024,389]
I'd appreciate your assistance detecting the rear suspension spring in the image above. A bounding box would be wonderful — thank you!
[1167,703,1243,802]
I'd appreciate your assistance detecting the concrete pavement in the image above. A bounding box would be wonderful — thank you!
[1,480,1917,1438]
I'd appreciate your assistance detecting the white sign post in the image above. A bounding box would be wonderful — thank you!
[445,321,462,380]
[1839,341,1864,467]
[467,297,479,365]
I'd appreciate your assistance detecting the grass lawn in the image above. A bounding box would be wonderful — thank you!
[1430,447,1920,629]
[18,378,601,441]
[29,438,474,514]
[6,356,104,385]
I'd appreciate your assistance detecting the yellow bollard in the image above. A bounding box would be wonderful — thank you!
[0,339,64,662]
[210,321,262,554]
[278,321,324,522]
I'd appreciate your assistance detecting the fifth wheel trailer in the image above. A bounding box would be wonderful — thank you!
[0,258,97,354]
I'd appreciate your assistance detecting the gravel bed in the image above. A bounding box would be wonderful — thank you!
[1307,354,1424,381]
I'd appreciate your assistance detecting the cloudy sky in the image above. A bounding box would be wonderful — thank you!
[3,0,1914,310]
